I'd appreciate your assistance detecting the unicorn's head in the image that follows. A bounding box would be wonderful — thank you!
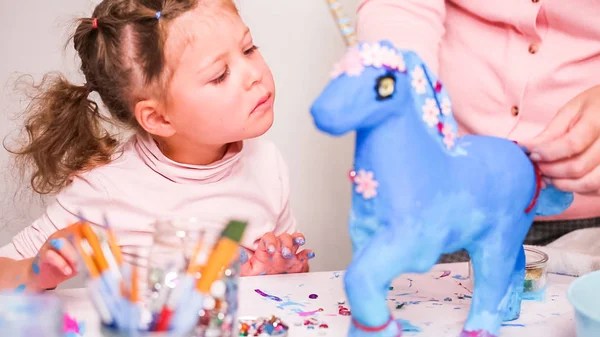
[311,41,414,136]
[311,40,459,152]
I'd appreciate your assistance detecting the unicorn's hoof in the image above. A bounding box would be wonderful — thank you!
[348,318,402,337]
[460,330,497,337]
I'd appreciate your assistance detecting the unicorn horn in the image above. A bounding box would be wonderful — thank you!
[325,0,358,46]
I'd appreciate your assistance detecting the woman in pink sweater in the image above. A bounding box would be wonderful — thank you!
[356,0,600,261]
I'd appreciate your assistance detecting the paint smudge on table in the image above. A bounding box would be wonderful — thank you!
[452,274,468,280]
[275,296,307,310]
[398,319,421,332]
[456,282,473,294]
[297,308,323,317]
[523,287,546,301]
[502,323,525,327]
[255,289,283,302]
[437,270,451,279]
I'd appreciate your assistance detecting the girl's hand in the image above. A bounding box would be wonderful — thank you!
[240,232,314,276]
[523,85,600,195]
[27,226,80,291]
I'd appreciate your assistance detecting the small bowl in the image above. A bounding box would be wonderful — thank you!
[567,270,600,337]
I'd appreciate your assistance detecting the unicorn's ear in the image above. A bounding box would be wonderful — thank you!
[378,40,398,50]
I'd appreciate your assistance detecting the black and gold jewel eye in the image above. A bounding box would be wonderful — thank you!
[375,74,396,100]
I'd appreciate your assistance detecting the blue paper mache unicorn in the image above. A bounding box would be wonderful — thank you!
[310,41,574,337]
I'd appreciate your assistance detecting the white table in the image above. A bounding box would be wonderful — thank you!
[55,263,577,337]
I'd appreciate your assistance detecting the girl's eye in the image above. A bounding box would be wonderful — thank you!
[212,67,230,84]
[244,45,258,56]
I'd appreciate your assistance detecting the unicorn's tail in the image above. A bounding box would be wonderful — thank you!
[535,184,574,216]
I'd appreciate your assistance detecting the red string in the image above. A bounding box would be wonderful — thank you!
[92,18,98,29]
[352,316,394,333]
[525,164,542,213]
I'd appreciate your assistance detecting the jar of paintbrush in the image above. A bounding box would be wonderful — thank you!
[70,216,246,337]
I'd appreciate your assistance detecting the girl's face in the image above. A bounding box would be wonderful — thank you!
[152,5,275,163]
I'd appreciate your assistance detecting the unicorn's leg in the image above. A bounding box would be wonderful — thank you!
[463,220,529,337]
[499,246,526,321]
[349,210,380,257]
[345,223,439,337]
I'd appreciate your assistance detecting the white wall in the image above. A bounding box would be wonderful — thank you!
[0,0,359,273]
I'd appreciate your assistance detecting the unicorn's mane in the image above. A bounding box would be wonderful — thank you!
[400,50,463,154]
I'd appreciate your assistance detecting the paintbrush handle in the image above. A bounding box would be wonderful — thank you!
[74,236,100,278]
[196,238,238,293]
[81,224,110,272]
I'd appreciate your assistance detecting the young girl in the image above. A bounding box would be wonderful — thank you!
[0,0,313,292]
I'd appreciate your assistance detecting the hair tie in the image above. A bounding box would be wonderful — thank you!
[155,11,162,19]
[92,18,98,29]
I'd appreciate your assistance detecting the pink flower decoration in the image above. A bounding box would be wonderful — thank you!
[411,66,427,94]
[380,47,398,69]
[353,169,379,199]
[422,98,440,127]
[359,43,382,67]
[331,42,406,77]
[441,97,452,116]
[344,48,365,76]
[330,47,364,78]
[392,53,407,72]
[442,124,456,149]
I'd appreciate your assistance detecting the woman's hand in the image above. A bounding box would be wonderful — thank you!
[523,85,600,195]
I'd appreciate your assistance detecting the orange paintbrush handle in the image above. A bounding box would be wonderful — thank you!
[74,235,100,278]
[81,224,109,272]
[196,238,238,293]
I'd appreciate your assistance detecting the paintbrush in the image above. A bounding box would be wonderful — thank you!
[153,235,205,331]
[79,222,127,328]
[71,224,115,327]
[121,263,142,335]
[170,220,247,334]
[100,214,131,298]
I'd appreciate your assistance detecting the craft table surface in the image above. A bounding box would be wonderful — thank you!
[54,263,577,337]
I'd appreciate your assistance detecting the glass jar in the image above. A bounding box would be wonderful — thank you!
[72,217,241,337]
[148,217,241,337]
[467,246,549,299]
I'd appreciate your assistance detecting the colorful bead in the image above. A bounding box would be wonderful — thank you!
[339,305,352,316]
